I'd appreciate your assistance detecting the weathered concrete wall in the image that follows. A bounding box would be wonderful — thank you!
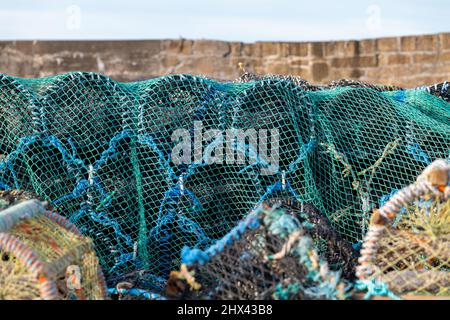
[1,33,449,87]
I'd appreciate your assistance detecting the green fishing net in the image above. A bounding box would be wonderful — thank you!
[0,72,449,291]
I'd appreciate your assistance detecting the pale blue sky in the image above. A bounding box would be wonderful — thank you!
[0,0,449,42]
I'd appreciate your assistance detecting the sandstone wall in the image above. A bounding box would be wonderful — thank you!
[0,33,449,87]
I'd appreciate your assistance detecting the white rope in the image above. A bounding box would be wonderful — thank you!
[357,159,449,279]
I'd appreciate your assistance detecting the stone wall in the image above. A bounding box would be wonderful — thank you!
[0,32,449,87]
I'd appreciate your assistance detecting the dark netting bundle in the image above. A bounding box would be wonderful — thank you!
[238,72,450,101]
[262,198,358,279]
[237,72,403,92]
[417,81,450,103]
[0,71,449,293]
[173,201,351,300]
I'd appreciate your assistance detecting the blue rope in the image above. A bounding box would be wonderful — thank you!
[352,241,362,252]
[148,177,210,276]
[53,179,90,205]
[0,182,11,190]
[88,210,134,247]
[68,208,88,224]
[378,188,406,227]
[394,90,406,103]
[354,279,401,300]
[379,188,399,207]
[137,134,175,180]
[181,208,261,266]
[406,143,431,164]
[288,138,317,173]
[108,288,166,300]
[93,129,133,169]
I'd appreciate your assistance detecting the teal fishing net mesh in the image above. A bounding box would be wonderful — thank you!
[0,72,449,291]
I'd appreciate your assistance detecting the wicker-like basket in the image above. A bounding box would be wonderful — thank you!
[356,160,450,299]
[0,197,108,300]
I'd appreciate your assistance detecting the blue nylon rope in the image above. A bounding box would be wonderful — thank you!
[406,143,431,164]
[181,207,261,266]
[108,287,166,300]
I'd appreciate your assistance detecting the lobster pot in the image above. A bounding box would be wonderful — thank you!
[0,199,108,300]
[365,198,450,297]
[175,201,348,300]
[357,160,450,298]
[374,213,449,297]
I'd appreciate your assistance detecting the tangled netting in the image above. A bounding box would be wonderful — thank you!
[0,192,108,300]
[0,71,449,291]
[174,200,350,300]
